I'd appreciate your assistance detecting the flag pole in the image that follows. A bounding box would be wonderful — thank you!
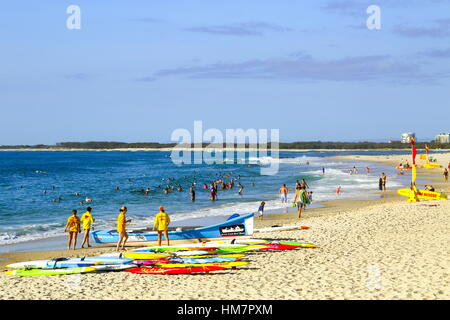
[407,137,419,202]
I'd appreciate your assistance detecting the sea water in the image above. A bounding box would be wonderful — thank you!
[0,150,416,247]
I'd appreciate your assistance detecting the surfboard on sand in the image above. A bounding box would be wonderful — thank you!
[4,267,97,276]
[276,241,318,248]
[155,261,249,268]
[6,259,97,269]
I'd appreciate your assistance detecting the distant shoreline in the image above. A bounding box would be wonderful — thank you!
[0,147,445,152]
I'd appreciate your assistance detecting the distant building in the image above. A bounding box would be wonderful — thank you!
[401,132,415,143]
[434,133,450,143]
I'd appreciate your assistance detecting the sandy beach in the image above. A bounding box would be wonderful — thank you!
[1,153,449,300]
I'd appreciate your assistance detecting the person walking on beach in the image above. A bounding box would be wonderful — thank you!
[279,184,288,203]
[293,186,308,218]
[153,206,171,246]
[116,206,131,251]
[444,168,449,182]
[336,185,341,195]
[80,206,95,248]
[258,201,265,220]
[64,210,81,250]
[380,173,387,191]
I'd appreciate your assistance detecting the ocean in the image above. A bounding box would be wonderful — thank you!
[0,150,416,248]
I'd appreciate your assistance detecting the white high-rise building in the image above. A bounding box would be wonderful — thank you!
[434,133,450,143]
[401,132,415,143]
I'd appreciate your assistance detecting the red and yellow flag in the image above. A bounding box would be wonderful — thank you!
[410,138,416,165]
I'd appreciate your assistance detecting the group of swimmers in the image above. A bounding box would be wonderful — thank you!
[349,166,371,175]
[205,176,247,201]
[64,205,171,251]
[48,170,254,207]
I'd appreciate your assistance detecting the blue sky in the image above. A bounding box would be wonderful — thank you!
[1,0,450,144]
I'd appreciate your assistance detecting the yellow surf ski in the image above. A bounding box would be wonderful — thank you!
[422,163,442,169]
[397,188,447,200]
[123,252,171,260]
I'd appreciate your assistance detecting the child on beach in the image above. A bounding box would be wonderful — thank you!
[116,206,131,251]
[153,206,171,246]
[258,202,265,220]
[64,210,81,250]
[308,191,313,203]
[336,186,341,195]
[80,206,94,248]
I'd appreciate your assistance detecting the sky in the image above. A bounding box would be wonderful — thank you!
[1,0,450,145]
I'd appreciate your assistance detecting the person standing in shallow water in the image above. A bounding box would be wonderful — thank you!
[189,186,196,202]
[279,184,288,203]
[380,173,387,191]
[301,179,309,190]
[237,183,244,196]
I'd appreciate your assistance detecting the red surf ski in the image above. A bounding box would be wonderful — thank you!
[131,259,172,265]
[258,244,298,251]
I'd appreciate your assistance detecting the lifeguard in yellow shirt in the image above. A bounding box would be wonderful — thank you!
[64,210,81,250]
[81,206,95,248]
[153,206,170,246]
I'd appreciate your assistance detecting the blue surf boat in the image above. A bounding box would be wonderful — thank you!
[92,213,254,246]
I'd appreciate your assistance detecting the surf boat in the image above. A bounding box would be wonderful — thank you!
[92,213,254,246]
